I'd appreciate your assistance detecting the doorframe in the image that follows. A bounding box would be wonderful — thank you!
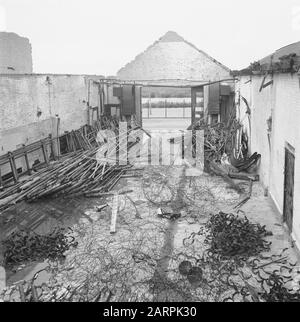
[283,141,295,233]
[191,86,204,125]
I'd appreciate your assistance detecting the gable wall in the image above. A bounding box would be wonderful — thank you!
[117,42,230,81]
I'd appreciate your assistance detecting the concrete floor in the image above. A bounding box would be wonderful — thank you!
[0,130,299,301]
[1,162,299,301]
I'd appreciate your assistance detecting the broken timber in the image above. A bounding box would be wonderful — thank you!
[110,193,119,234]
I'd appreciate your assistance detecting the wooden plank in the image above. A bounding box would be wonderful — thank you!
[262,80,273,89]
[0,167,3,187]
[68,132,75,152]
[110,193,119,234]
[48,134,56,160]
[8,152,19,183]
[23,145,32,175]
[259,73,268,92]
[65,132,71,153]
[228,172,259,182]
[41,141,49,165]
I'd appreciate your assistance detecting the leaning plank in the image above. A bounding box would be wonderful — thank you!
[209,161,243,193]
[0,167,3,188]
[234,179,253,209]
[8,152,19,183]
[110,193,119,234]
[228,172,259,182]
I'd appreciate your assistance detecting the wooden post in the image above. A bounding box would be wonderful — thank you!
[65,132,71,153]
[48,134,56,161]
[159,136,162,165]
[110,193,119,234]
[165,99,167,118]
[191,88,196,126]
[0,167,3,187]
[23,145,32,175]
[70,133,76,152]
[56,117,61,160]
[96,105,100,121]
[87,105,90,126]
[41,141,49,165]
[8,152,18,183]
[182,133,185,160]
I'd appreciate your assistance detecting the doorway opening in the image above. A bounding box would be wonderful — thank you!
[283,142,295,233]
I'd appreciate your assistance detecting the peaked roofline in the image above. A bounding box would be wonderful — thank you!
[117,32,231,75]
[182,37,231,72]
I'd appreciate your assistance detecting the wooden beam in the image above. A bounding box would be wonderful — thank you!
[262,80,274,89]
[23,145,32,175]
[0,167,3,188]
[41,141,49,165]
[65,132,71,153]
[110,193,119,234]
[49,134,56,160]
[8,152,19,183]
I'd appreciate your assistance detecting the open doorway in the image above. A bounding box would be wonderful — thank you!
[283,142,295,233]
[141,86,194,131]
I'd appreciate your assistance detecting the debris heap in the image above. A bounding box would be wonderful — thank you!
[204,212,272,258]
[0,148,132,212]
[3,228,77,269]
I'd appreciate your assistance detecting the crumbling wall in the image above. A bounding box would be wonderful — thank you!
[0,118,58,176]
[0,32,33,74]
[0,74,103,155]
[236,73,300,249]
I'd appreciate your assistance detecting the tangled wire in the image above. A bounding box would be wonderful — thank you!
[260,273,300,302]
[3,228,77,269]
[204,212,272,258]
[180,210,300,302]
[2,167,299,303]
[194,118,245,162]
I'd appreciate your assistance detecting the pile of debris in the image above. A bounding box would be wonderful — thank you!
[204,212,272,258]
[3,228,77,270]
[260,273,300,302]
[0,117,145,212]
[0,148,132,212]
[191,117,260,195]
[180,209,300,302]
[192,118,245,163]
[191,117,261,208]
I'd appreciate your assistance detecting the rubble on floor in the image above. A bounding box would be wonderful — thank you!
[3,228,77,270]
[0,117,141,212]
[204,211,272,258]
[0,164,298,302]
[0,117,299,302]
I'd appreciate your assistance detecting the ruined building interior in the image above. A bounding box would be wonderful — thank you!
[0,29,300,303]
